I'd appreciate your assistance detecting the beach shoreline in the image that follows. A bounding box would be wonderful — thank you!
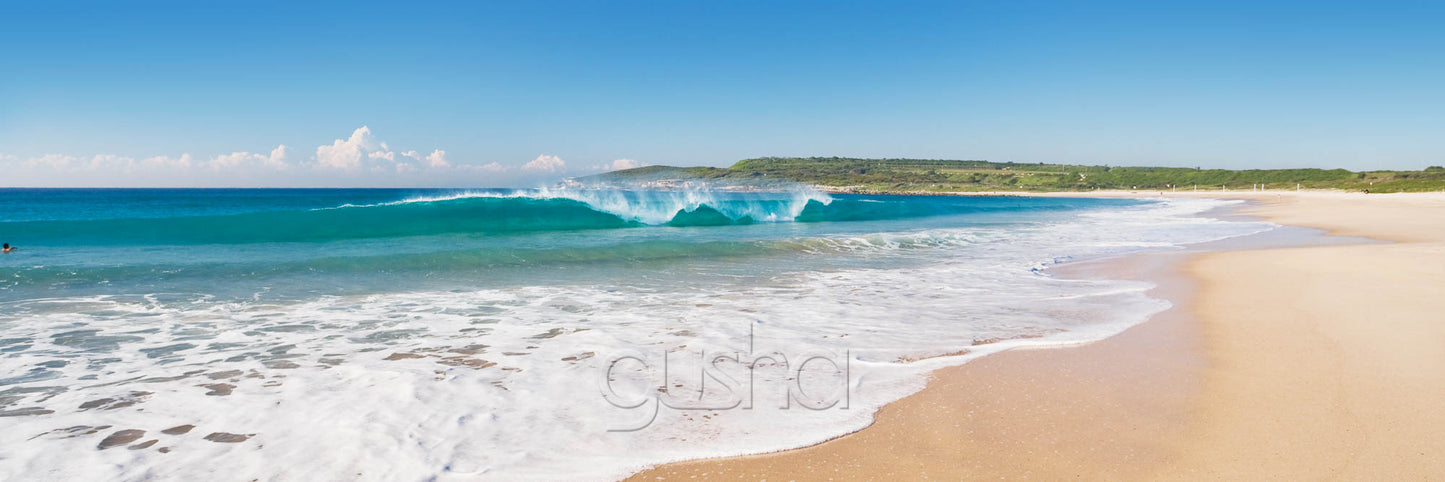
[627,191,1445,480]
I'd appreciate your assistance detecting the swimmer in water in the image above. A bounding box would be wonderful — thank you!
[2,243,13,253]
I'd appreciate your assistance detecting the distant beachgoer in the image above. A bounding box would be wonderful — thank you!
[2,243,13,253]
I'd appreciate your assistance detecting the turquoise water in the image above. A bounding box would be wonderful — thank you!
[0,188,1266,480]
[0,188,1137,301]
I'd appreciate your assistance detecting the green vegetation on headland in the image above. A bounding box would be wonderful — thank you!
[594,158,1445,193]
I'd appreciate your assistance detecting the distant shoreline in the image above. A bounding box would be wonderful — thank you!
[594,158,1445,194]
[814,185,1379,197]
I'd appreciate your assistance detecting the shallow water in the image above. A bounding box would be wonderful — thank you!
[0,188,1270,480]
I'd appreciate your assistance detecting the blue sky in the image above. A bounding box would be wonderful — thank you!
[1,0,1442,187]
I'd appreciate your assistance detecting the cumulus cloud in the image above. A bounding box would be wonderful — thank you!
[455,161,506,173]
[315,126,379,170]
[266,145,289,169]
[208,145,289,170]
[26,154,81,170]
[425,149,450,168]
[596,158,645,171]
[522,154,565,172]
[8,126,492,186]
[210,152,251,170]
[89,154,135,171]
[143,153,194,169]
[24,154,137,172]
[314,127,462,175]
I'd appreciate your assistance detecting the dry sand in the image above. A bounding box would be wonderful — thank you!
[628,191,1445,480]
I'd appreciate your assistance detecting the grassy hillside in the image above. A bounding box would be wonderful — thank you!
[595,157,1445,193]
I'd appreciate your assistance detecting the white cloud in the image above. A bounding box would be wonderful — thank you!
[91,154,137,172]
[266,145,289,169]
[208,144,289,170]
[522,154,565,172]
[210,152,256,170]
[425,149,450,168]
[26,154,135,172]
[143,154,195,169]
[456,161,506,173]
[27,154,79,170]
[315,127,458,175]
[12,144,280,186]
[596,158,645,171]
[315,126,379,170]
[7,126,485,186]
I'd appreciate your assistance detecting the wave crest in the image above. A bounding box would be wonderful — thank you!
[336,186,835,226]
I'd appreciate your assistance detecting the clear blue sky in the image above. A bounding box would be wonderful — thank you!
[2,0,1442,187]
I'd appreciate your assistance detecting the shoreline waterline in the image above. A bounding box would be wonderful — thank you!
[625,196,1364,480]
[627,191,1445,479]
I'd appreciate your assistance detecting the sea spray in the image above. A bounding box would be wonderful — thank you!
[352,182,837,225]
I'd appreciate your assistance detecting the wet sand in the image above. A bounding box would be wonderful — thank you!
[628,192,1445,480]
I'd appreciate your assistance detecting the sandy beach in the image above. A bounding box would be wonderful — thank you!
[630,191,1445,480]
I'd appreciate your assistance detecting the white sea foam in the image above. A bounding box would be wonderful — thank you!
[0,197,1269,481]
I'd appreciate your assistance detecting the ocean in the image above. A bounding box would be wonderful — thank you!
[0,187,1269,480]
